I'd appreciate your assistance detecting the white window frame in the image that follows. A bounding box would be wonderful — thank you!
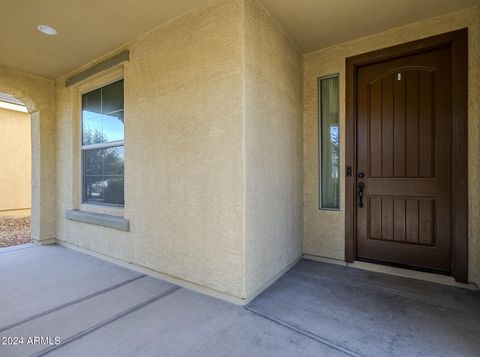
[77,69,125,216]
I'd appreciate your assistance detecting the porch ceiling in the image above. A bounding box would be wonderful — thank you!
[260,0,478,52]
[0,0,207,79]
[0,0,477,79]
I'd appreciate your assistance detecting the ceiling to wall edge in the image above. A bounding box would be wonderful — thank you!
[53,3,480,84]
[55,0,215,83]
[301,4,478,58]
[5,1,479,86]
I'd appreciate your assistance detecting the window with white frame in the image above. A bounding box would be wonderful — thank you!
[81,79,124,206]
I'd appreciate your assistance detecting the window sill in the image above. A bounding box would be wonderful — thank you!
[65,210,130,232]
[80,203,124,217]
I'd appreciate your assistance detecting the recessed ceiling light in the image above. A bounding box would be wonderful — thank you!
[37,25,57,35]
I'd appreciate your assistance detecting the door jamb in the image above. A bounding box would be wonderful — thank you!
[345,29,468,282]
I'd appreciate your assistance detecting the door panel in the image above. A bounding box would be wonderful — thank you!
[367,196,434,245]
[356,46,451,273]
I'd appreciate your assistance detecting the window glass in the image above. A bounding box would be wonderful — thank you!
[82,115,103,145]
[104,147,124,176]
[102,80,124,114]
[83,147,124,206]
[81,80,124,145]
[319,76,340,209]
[82,88,102,145]
[102,110,124,143]
[81,79,124,206]
[82,88,101,114]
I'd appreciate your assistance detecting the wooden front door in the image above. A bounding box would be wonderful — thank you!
[355,47,452,273]
[346,30,468,281]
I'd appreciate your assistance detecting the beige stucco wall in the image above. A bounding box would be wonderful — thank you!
[303,5,480,284]
[55,0,246,299]
[54,0,304,301]
[51,0,479,299]
[244,0,303,296]
[0,67,55,242]
[0,107,31,214]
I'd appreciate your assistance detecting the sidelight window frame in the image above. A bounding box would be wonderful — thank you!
[318,74,340,211]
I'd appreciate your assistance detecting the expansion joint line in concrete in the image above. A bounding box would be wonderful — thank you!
[33,286,181,357]
[0,274,147,333]
[244,306,361,357]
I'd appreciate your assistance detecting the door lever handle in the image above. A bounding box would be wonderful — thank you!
[357,182,365,208]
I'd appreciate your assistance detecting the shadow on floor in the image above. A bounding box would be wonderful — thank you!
[247,259,480,357]
[1,245,479,356]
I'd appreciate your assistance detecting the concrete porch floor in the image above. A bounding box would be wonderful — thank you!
[0,245,479,357]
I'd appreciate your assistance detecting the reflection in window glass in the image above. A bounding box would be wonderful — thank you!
[83,147,124,206]
[101,80,124,114]
[82,80,124,145]
[319,76,340,209]
[81,79,124,206]
[102,110,124,142]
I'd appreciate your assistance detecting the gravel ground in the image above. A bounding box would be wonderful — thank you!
[0,216,32,248]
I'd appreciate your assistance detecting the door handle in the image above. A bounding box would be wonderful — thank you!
[357,182,365,208]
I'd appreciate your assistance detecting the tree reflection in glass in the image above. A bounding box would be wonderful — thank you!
[320,76,340,210]
[81,79,125,206]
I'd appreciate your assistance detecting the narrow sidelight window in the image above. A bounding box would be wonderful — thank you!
[81,79,124,206]
[319,75,339,210]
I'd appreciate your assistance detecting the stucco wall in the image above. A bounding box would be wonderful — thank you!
[54,0,304,300]
[0,107,31,214]
[52,0,479,299]
[303,5,480,284]
[55,0,246,298]
[0,67,55,242]
[244,0,303,296]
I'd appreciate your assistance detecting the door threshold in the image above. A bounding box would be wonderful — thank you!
[303,254,478,291]
[349,260,478,290]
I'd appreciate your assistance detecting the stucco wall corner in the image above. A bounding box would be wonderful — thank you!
[243,0,304,297]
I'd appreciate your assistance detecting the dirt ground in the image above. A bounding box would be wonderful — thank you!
[0,216,32,248]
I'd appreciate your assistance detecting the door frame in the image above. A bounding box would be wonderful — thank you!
[345,29,468,282]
